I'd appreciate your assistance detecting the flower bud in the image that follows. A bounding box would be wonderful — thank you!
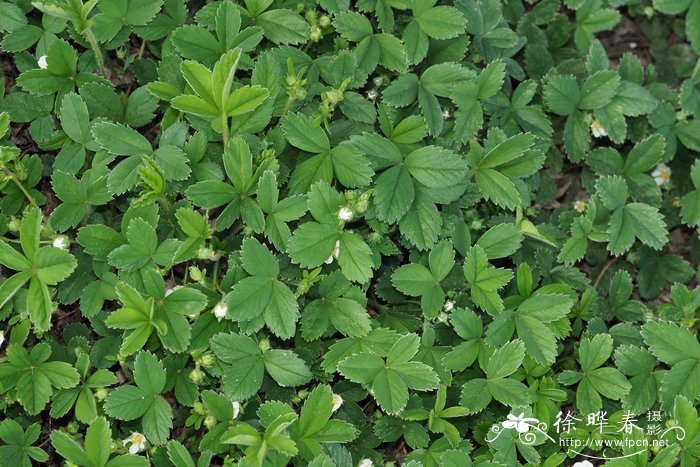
[8,216,20,232]
[338,207,353,221]
[213,301,228,319]
[204,415,217,429]
[319,15,331,27]
[331,393,343,412]
[94,387,109,401]
[197,247,217,260]
[194,401,207,415]
[325,89,343,105]
[67,421,79,434]
[258,338,271,353]
[189,265,204,282]
[52,235,70,250]
[198,352,216,367]
[189,367,205,384]
[309,25,322,42]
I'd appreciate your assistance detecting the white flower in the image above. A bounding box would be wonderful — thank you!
[0,331,4,348]
[338,207,353,221]
[651,163,671,186]
[232,400,241,419]
[325,240,341,264]
[213,301,228,319]
[442,109,450,119]
[358,460,374,467]
[590,119,607,138]
[331,393,343,412]
[38,55,48,69]
[165,285,183,297]
[367,89,378,100]
[502,412,538,433]
[124,432,146,454]
[573,200,586,213]
[572,461,595,467]
[52,236,69,250]
[443,300,455,312]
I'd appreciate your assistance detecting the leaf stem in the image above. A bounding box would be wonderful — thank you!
[84,28,107,76]
[158,196,172,214]
[1,165,40,209]
[593,256,619,289]
[212,258,220,287]
[137,39,148,60]
[282,97,294,115]
[221,115,230,147]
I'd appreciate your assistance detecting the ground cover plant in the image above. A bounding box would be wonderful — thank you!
[0,0,699,465]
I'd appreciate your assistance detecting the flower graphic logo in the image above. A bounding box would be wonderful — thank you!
[502,412,539,433]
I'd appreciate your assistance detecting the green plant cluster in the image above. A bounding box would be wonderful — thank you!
[0,0,699,466]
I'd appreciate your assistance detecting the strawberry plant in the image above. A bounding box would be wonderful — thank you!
[0,0,699,466]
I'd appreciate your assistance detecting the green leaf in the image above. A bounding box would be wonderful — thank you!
[210,333,265,399]
[59,93,91,145]
[464,246,512,314]
[0,344,79,415]
[641,321,700,365]
[104,386,151,421]
[134,351,167,396]
[608,203,668,255]
[415,6,467,39]
[241,237,279,278]
[578,71,620,110]
[624,135,665,174]
[33,247,77,285]
[282,112,330,154]
[142,396,174,445]
[403,146,468,188]
[475,223,524,259]
[228,276,299,339]
[484,340,525,379]
[257,9,308,44]
[596,175,629,211]
[263,349,313,387]
[287,222,339,268]
[92,122,152,156]
[337,232,373,283]
[480,134,535,170]
[543,75,580,116]
[374,165,415,223]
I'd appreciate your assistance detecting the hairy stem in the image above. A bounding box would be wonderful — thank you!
[221,115,230,147]
[137,39,147,60]
[84,28,106,76]
[1,165,39,209]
